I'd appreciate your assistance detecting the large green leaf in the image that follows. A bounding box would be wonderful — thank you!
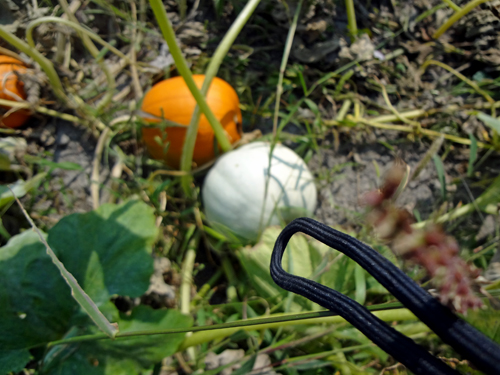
[47,200,158,306]
[0,200,159,373]
[0,231,76,351]
[41,306,192,375]
[237,226,341,311]
[237,226,315,311]
[0,349,32,375]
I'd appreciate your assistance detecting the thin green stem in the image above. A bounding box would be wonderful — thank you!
[485,279,500,291]
[0,26,68,105]
[39,289,500,352]
[337,115,491,149]
[414,3,448,25]
[40,307,415,350]
[377,81,419,127]
[149,0,232,152]
[180,249,197,315]
[177,0,187,19]
[413,173,500,228]
[191,269,223,307]
[335,100,352,121]
[273,0,303,138]
[180,238,197,360]
[421,60,495,115]
[412,198,498,229]
[177,308,416,351]
[371,109,427,123]
[179,0,261,193]
[278,326,432,370]
[0,98,86,124]
[440,0,462,12]
[410,135,444,182]
[433,0,491,38]
[263,2,304,243]
[221,255,238,302]
[306,60,358,96]
[345,0,358,37]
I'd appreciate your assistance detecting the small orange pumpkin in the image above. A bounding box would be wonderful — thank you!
[141,75,242,169]
[0,55,30,128]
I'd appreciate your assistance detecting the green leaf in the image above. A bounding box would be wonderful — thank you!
[477,112,500,133]
[326,255,356,295]
[47,200,158,305]
[0,231,75,351]
[42,306,192,375]
[432,154,447,200]
[238,226,394,313]
[232,355,257,375]
[21,207,118,338]
[334,69,354,96]
[354,263,366,305]
[204,221,246,244]
[213,0,226,17]
[304,98,320,117]
[0,349,32,374]
[0,200,159,371]
[0,218,11,240]
[23,155,83,171]
[463,300,500,345]
[237,226,317,311]
[0,173,46,208]
[237,226,369,311]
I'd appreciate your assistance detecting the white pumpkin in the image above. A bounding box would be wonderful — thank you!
[202,142,317,241]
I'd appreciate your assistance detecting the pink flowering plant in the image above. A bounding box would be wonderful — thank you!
[363,165,483,314]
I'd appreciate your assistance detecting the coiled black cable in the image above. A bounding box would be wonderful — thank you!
[270,218,500,375]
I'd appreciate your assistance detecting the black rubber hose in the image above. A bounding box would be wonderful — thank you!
[270,218,500,375]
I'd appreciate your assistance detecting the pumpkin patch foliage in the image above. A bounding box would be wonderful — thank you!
[1,0,500,374]
[0,201,192,374]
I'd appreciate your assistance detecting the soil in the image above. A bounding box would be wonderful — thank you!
[311,134,443,226]
[29,120,111,219]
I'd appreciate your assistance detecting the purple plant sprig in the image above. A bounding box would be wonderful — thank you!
[362,166,482,314]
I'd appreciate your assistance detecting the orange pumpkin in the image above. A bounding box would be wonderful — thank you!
[141,75,242,169]
[0,55,30,128]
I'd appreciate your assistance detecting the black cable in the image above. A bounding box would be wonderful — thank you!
[270,218,500,375]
